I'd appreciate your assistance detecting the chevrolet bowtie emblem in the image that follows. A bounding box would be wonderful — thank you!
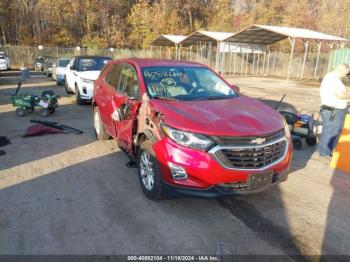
[250,137,266,145]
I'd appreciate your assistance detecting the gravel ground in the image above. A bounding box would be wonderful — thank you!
[0,71,349,259]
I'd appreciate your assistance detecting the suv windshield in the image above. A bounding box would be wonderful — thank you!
[0,54,4,59]
[78,57,111,71]
[58,59,70,67]
[142,67,237,101]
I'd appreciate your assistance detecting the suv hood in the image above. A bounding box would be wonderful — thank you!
[76,71,101,80]
[151,95,283,137]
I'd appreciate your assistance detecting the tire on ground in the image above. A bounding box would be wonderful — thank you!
[137,140,165,200]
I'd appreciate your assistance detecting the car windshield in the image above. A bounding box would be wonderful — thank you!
[78,57,111,71]
[0,54,4,59]
[142,66,238,101]
[58,59,70,67]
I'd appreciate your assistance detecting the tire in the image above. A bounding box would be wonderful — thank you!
[75,84,84,105]
[137,140,164,200]
[49,108,55,114]
[292,137,304,150]
[39,108,50,117]
[93,106,109,140]
[64,79,74,94]
[16,108,25,117]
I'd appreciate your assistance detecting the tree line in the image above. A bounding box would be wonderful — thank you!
[0,0,349,49]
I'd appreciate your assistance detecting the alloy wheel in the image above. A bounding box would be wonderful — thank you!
[139,151,155,191]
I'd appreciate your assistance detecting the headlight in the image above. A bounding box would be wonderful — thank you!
[162,124,214,151]
[283,119,291,139]
[81,78,94,84]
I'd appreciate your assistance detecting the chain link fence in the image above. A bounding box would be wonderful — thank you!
[0,45,330,80]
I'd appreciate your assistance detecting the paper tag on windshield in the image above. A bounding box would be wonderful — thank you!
[38,100,49,108]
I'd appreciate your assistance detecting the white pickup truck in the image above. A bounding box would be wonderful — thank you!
[65,56,112,105]
[0,52,11,71]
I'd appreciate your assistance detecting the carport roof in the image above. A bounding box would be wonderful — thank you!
[180,30,235,46]
[225,24,349,45]
[151,34,187,46]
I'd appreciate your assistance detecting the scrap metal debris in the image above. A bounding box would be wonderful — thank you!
[23,124,64,137]
[30,119,84,134]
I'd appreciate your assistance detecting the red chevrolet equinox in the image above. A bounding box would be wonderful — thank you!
[92,58,293,200]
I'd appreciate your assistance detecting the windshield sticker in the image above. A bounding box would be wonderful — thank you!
[144,71,186,79]
[160,78,176,87]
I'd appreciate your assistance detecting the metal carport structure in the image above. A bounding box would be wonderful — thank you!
[179,31,235,69]
[150,34,187,59]
[225,24,349,80]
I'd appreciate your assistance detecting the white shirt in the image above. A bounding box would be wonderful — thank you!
[320,72,348,109]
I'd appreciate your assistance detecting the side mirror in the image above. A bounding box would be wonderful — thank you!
[231,84,240,93]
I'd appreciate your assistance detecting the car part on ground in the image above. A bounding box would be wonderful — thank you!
[30,119,84,134]
[23,124,64,137]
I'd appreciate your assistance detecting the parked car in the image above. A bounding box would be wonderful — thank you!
[92,58,293,200]
[0,52,11,71]
[65,56,112,104]
[34,57,45,71]
[52,58,71,85]
[43,56,57,77]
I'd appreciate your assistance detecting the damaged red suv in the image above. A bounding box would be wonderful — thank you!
[93,59,292,200]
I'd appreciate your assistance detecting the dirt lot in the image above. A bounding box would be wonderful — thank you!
[0,72,349,259]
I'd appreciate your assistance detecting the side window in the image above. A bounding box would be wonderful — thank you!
[117,64,141,99]
[105,64,122,89]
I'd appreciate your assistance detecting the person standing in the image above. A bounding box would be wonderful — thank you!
[316,64,350,160]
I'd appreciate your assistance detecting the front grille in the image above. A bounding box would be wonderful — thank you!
[212,139,287,169]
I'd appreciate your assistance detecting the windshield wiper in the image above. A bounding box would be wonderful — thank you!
[152,95,178,101]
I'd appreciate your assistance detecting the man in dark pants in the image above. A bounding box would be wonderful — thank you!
[316,64,350,162]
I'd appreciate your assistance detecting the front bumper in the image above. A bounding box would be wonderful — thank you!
[163,169,289,198]
[0,64,8,70]
[79,82,94,100]
[56,75,65,85]
[153,137,293,197]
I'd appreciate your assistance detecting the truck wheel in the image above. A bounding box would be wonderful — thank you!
[75,85,84,105]
[137,140,164,200]
[292,137,304,150]
[16,108,25,117]
[40,108,50,117]
[93,106,109,140]
[64,79,73,94]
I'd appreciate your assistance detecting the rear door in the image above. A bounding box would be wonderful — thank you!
[114,63,142,153]
[97,63,123,138]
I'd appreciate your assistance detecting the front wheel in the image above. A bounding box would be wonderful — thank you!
[75,85,84,105]
[64,79,74,94]
[137,140,164,200]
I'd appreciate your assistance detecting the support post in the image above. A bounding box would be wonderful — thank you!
[273,51,277,74]
[267,50,271,76]
[252,52,256,75]
[245,51,249,75]
[233,51,237,75]
[262,52,266,75]
[215,41,220,72]
[287,37,296,80]
[300,41,309,79]
[313,41,322,79]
